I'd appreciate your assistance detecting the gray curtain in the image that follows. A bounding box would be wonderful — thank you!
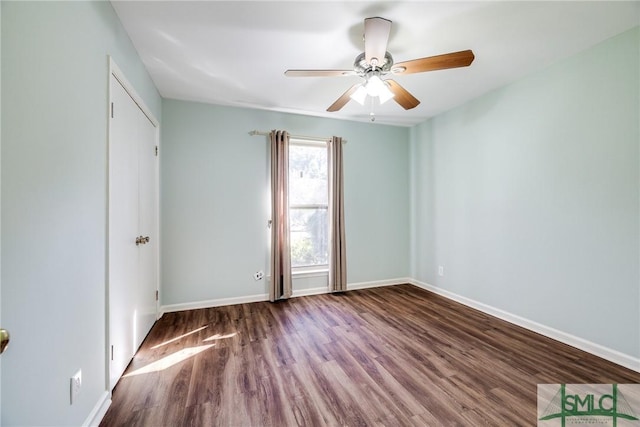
[269,130,293,301]
[328,136,347,292]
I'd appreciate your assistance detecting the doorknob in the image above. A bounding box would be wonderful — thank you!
[135,236,150,245]
[0,329,10,354]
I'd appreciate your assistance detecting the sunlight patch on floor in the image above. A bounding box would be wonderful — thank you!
[124,344,215,377]
[150,325,208,349]
[203,332,237,342]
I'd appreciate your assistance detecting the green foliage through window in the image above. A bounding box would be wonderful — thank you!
[289,143,328,268]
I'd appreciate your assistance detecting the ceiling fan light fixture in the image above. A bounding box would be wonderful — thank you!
[366,75,394,104]
[350,85,368,105]
[378,84,395,104]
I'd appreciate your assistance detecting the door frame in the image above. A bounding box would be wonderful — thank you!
[106,57,160,392]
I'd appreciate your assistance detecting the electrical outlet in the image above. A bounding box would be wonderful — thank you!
[253,270,264,281]
[70,369,82,405]
[438,266,444,277]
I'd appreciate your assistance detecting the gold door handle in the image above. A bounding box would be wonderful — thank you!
[0,329,10,354]
[143,236,150,244]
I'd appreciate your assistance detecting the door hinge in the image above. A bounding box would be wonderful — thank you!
[155,146,158,156]
[110,102,114,118]
[111,345,114,361]
[155,290,159,301]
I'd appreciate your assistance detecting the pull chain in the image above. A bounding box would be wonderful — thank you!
[369,96,376,122]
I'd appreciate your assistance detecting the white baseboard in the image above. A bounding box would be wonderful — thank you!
[83,391,111,427]
[161,293,269,314]
[160,277,410,314]
[292,286,329,297]
[348,277,412,290]
[409,279,640,373]
[291,278,409,297]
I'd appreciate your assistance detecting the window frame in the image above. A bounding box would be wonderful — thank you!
[288,138,329,274]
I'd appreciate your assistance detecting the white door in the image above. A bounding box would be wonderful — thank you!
[136,97,158,348]
[108,70,158,389]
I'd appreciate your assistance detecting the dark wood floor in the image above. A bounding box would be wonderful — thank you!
[101,284,640,426]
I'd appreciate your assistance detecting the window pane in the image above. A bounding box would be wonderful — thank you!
[290,208,328,267]
[289,145,327,205]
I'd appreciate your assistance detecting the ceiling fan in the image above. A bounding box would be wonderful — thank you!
[285,17,475,115]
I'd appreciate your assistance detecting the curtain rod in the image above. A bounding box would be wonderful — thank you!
[249,130,347,143]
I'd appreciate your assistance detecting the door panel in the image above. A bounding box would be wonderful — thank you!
[109,77,139,388]
[108,73,158,389]
[136,104,158,348]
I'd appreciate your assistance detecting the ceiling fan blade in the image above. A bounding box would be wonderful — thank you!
[393,50,475,75]
[285,70,357,77]
[364,17,392,67]
[386,80,420,110]
[327,84,361,112]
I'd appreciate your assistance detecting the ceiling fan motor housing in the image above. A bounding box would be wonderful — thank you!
[354,51,394,76]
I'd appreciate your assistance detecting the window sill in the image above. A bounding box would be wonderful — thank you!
[292,267,328,279]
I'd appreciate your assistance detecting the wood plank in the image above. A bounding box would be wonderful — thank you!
[101,285,640,426]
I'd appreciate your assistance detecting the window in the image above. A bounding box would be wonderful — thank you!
[289,140,328,270]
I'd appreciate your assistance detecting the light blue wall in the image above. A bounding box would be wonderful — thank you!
[1,2,161,425]
[161,100,410,305]
[410,27,640,358]
[0,3,3,420]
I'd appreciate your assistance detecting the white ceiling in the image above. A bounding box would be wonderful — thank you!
[111,1,640,127]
